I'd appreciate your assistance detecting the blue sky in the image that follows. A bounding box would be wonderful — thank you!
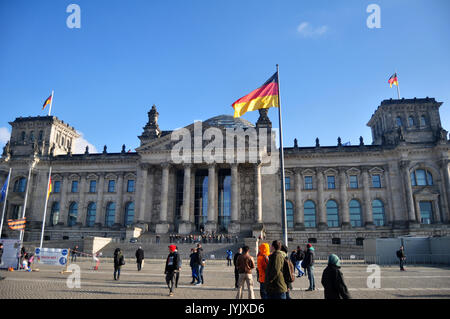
[1,0,449,152]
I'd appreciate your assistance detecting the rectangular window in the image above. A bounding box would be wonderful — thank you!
[53,181,61,193]
[127,180,135,192]
[327,176,335,189]
[372,175,381,188]
[71,181,78,193]
[108,180,116,193]
[89,180,97,193]
[304,176,313,190]
[349,175,358,189]
[285,177,291,190]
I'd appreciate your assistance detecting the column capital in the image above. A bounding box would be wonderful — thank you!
[438,159,449,169]
[182,163,192,169]
[399,160,411,171]
[207,162,216,170]
[161,162,171,170]
[360,166,372,173]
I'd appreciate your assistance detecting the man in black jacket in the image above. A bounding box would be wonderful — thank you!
[303,244,315,291]
[0,243,5,280]
[194,244,204,285]
[165,245,182,296]
[135,246,144,271]
[397,246,406,271]
[233,247,243,289]
[321,254,351,299]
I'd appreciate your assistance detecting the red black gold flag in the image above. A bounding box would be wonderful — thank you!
[232,72,279,118]
[42,94,52,110]
[388,73,399,88]
[8,218,26,231]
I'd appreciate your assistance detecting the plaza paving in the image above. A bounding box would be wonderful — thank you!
[1,259,450,299]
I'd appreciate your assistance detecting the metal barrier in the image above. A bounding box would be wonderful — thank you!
[363,254,450,266]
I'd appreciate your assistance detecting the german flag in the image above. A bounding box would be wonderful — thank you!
[388,73,399,88]
[47,176,52,200]
[8,218,26,231]
[232,72,279,118]
[42,94,52,110]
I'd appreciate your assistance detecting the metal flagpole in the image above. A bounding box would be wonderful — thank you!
[39,166,52,250]
[48,90,54,116]
[0,168,12,239]
[276,64,288,247]
[19,164,33,243]
[395,71,400,99]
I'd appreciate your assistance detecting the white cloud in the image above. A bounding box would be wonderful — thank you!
[297,22,328,38]
[73,131,98,154]
[0,127,11,146]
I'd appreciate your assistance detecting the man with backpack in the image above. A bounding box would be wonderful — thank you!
[233,247,242,289]
[265,240,288,299]
[295,246,305,277]
[165,245,182,296]
[281,245,296,299]
[226,249,233,267]
[396,246,406,271]
[113,248,125,281]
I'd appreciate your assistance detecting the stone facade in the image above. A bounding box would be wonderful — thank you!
[0,98,449,247]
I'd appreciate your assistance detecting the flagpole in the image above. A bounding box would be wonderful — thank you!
[395,71,400,99]
[0,168,12,239]
[19,165,33,243]
[39,166,52,250]
[48,90,54,116]
[276,64,288,247]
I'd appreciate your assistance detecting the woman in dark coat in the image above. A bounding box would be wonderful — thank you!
[321,254,351,299]
[113,248,125,280]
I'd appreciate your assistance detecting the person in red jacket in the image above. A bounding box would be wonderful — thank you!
[257,243,270,299]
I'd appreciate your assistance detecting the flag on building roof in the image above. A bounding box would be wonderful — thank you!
[8,218,26,231]
[0,175,8,202]
[232,72,279,118]
[42,94,52,110]
[388,73,399,88]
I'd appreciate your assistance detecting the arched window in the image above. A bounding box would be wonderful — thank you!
[420,115,427,126]
[326,200,339,227]
[21,131,26,142]
[68,202,78,226]
[286,200,294,229]
[349,200,363,227]
[30,131,35,142]
[372,200,385,226]
[408,116,415,127]
[411,169,433,186]
[105,202,116,227]
[304,200,316,228]
[124,202,134,226]
[50,202,60,226]
[38,130,44,142]
[396,117,402,127]
[86,202,96,227]
[13,178,27,193]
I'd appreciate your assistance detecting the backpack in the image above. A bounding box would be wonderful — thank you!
[283,258,295,283]
[396,250,402,258]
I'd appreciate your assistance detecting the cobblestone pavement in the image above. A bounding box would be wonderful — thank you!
[1,260,450,299]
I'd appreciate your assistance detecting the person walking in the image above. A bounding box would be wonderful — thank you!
[113,248,125,280]
[189,248,198,284]
[257,243,270,299]
[71,245,79,263]
[396,246,406,271]
[0,243,4,280]
[235,245,255,299]
[303,243,316,291]
[295,246,305,277]
[135,246,144,271]
[265,240,288,299]
[226,249,233,267]
[233,247,242,289]
[165,245,182,296]
[194,243,204,285]
[321,254,351,299]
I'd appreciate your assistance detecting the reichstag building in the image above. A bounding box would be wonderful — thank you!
[1,97,449,246]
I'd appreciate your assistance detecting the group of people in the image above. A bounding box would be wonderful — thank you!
[169,233,238,244]
[233,241,351,299]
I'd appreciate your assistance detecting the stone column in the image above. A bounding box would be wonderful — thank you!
[383,165,395,226]
[156,163,170,233]
[145,169,154,224]
[254,163,263,224]
[178,164,193,234]
[228,163,240,234]
[95,173,105,225]
[294,169,305,230]
[317,169,327,231]
[115,172,124,226]
[433,198,442,224]
[138,165,148,223]
[400,160,418,228]
[78,174,87,226]
[205,163,217,232]
[339,168,351,229]
[59,174,68,225]
[439,159,450,223]
[362,168,375,229]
